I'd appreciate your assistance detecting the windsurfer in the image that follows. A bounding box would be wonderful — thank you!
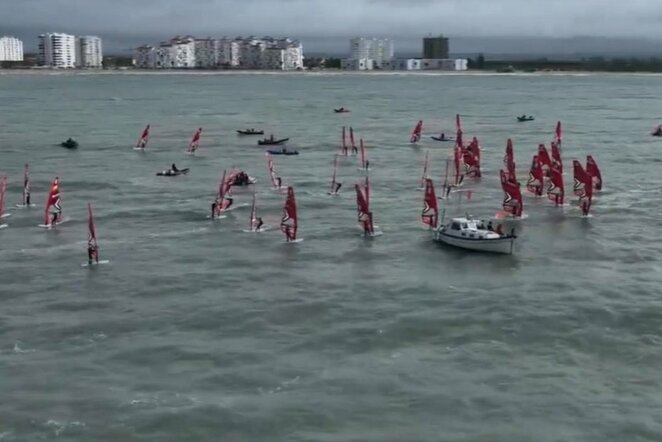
[256,217,264,231]
[171,163,179,173]
[352,144,358,155]
[365,160,370,170]
[440,132,446,140]
[276,177,282,189]
[363,212,373,236]
[211,202,217,219]
[25,191,31,205]
[334,182,342,193]
[87,244,98,264]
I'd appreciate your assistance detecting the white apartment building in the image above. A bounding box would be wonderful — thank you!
[167,36,195,68]
[343,37,394,70]
[76,36,103,68]
[134,36,303,70]
[216,38,241,67]
[39,33,76,68]
[133,45,155,68]
[240,38,266,69]
[194,38,218,68]
[0,36,24,61]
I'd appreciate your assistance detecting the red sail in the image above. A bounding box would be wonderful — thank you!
[573,160,588,197]
[266,153,279,189]
[23,163,30,205]
[43,177,61,225]
[330,154,339,193]
[136,124,150,148]
[547,162,564,206]
[526,155,544,196]
[500,170,523,217]
[341,126,348,155]
[573,160,593,215]
[554,121,562,146]
[456,128,464,149]
[551,141,563,174]
[586,155,602,191]
[419,150,429,188]
[360,139,367,169]
[0,175,6,220]
[214,170,233,216]
[355,181,374,235]
[410,120,423,143]
[537,144,552,176]
[453,145,464,185]
[249,188,257,231]
[421,178,438,228]
[504,139,517,183]
[349,127,356,149]
[455,114,462,132]
[463,137,481,178]
[187,128,202,153]
[87,202,99,262]
[280,187,298,241]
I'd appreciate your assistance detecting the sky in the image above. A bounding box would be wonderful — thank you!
[3,0,662,54]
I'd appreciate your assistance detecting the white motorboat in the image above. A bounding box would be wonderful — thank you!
[434,216,516,254]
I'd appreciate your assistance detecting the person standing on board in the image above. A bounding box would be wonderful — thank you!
[87,243,98,265]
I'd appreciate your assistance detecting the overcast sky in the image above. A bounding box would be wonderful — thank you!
[3,0,662,53]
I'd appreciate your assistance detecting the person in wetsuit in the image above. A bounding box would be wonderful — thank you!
[87,244,98,264]
[276,177,282,189]
[211,202,217,219]
[171,163,179,173]
[256,217,264,231]
[334,182,342,193]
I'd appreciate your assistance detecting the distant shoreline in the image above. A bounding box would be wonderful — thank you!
[1,68,662,76]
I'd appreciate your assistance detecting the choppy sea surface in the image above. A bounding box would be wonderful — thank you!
[1,71,662,441]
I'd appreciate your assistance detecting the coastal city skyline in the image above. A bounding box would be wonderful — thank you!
[3,0,662,57]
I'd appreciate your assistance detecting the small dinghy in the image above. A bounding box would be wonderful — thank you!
[237,129,264,135]
[431,135,454,142]
[267,148,298,155]
[258,136,289,146]
[434,216,516,254]
[60,138,78,149]
[517,115,535,122]
[334,107,350,113]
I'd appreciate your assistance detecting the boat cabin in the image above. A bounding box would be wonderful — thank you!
[439,217,502,240]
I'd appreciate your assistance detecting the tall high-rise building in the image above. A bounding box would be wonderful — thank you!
[38,33,76,68]
[0,36,24,61]
[423,35,449,59]
[76,36,103,68]
[349,37,394,67]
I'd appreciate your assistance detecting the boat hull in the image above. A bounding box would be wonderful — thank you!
[434,231,515,254]
[258,138,289,146]
[237,130,264,135]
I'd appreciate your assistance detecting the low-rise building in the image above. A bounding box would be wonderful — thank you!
[0,36,24,61]
[341,58,374,70]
